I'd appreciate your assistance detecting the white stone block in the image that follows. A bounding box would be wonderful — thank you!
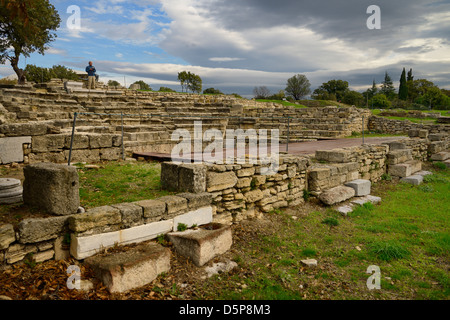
[401,175,423,186]
[173,206,213,231]
[70,219,173,259]
[0,136,31,164]
[345,179,371,196]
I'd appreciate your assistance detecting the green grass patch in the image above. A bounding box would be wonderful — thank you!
[255,99,307,108]
[77,161,173,208]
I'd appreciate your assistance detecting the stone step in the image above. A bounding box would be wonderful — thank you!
[318,185,356,205]
[167,223,232,267]
[400,175,424,185]
[430,151,450,161]
[386,149,412,165]
[388,160,422,177]
[85,242,171,293]
[344,179,371,196]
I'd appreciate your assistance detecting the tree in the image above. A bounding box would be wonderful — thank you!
[130,80,151,91]
[177,71,202,93]
[372,94,392,109]
[50,65,78,81]
[108,80,121,87]
[312,79,349,101]
[398,68,408,100]
[285,74,311,100]
[342,90,365,107]
[0,0,61,84]
[203,87,223,95]
[380,71,396,99]
[253,86,271,99]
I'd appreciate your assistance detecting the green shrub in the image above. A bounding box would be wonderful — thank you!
[177,223,188,232]
[322,217,339,227]
[432,162,447,170]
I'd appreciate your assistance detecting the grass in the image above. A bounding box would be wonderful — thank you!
[255,99,307,108]
[196,166,449,300]
[77,161,173,209]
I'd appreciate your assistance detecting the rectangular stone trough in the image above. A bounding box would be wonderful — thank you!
[85,242,170,293]
[167,223,232,267]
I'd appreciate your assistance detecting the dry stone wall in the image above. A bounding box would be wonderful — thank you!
[369,116,450,135]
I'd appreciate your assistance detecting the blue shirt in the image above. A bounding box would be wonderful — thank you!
[86,65,96,76]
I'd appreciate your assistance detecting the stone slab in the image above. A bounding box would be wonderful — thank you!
[0,224,16,250]
[344,179,371,197]
[351,195,381,206]
[0,178,21,191]
[0,136,31,164]
[336,204,354,216]
[400,175,424,186]
[167,223,232,267]
[85,242,171,293]
[70,219,173,260]
[173,206,213,231]
[18,216,69,244]
[430,152,450,161]
[388,160,422,178]
[318,185,356,205]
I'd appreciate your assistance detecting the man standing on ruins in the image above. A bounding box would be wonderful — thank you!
[86,61,96,90]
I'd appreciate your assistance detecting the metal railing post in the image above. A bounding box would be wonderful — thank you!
[68,112,78,166]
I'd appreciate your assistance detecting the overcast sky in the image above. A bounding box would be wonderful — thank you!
[1,0,449,96]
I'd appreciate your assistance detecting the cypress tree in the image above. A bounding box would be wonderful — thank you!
[398,68,408,100]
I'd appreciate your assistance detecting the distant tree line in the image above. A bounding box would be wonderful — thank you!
[253,70,450,110]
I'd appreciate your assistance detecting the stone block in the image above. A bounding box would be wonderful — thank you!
[386,149,412,165]
[111,203,143,228]
[318,186,355,205]
[158,195,188,216]
[173,206,213,231]
[178,163,207,193]
[160,162,180,191]
[23,162,80,216]
[176,192,212,210]
[337,204,354,216]
[18,216,69,244]
[133,199,166,221]
[31,135,65,153]
[386,141,407,151]
[0,224,16,250]
[430,152,450,161]
[206,171,238,192]
[345,179,371,197]
[351,195,381,206]
[68,206,121,233]
[388,160,422,177]
[85,242,171,293]
[308,167,330,180]
[167,223,232,266]
[400,175,424,186]
[0,136,32,164]
[244,189,264,203]
[70,220,173,260]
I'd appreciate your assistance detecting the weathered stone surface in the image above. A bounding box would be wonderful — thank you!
[158,195,188,216]
[206,171,238,192]
[400,175,424,186]
[133,199,166,221]
[160,162,180,191]
[244,189,264,203]
[0,136,31,164]
[18,216,69,244]
[336,204,354,216]
[23,162,80,216]
[5,243,38,264]
[68,206,121,233]
[85,242,171,293]
[388,160,422,177]
[33,250,55,263]
[70,220,173,260]
[386,149,412,165]
[0,224,16,250]
[173,206,213,231]
[167,223,232,266]
[31,135,65,153]
[178,163,207,193]
[111,203,143,228]
[319,186,355,205]
[176,192,212,209]
[351,195,381,206]
[345,179,371,197]
[430,152,450,161]
[0,178,21,190]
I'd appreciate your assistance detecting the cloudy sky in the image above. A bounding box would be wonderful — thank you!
[1,0,449,96]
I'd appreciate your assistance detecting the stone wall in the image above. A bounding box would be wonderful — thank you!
[368,116,450,135]
[1,87,373,164]
[0,191,215,264]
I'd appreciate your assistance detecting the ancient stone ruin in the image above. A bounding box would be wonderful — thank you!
[0,83,449,293]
